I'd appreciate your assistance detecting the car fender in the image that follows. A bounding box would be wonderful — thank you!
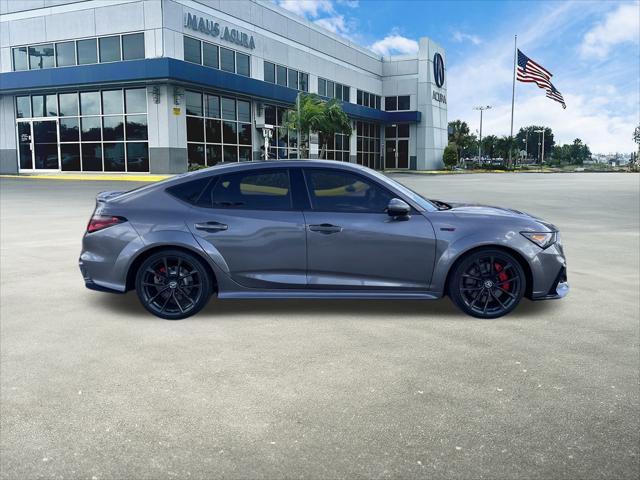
[429,229,536,294]
[126,229,230,282]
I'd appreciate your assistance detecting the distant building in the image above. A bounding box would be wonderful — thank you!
[0,0,448,174]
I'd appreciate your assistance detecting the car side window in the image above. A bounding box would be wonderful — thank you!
[304,169,393,213]
[208,169,292,210]
[166,177,211,206]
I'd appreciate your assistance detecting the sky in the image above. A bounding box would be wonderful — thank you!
[274,0,640,154]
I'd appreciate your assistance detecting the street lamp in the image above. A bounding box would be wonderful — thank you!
[534,128,545,165]
[473,105,492,162]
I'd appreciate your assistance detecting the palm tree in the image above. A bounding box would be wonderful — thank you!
[284,93,352,159]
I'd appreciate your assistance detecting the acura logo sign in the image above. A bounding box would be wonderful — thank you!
[433,52,445,88]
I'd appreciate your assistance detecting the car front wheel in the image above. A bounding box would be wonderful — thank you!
[448,249,526,319]
[135,250,212,320]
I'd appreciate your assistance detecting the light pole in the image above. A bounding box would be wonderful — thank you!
[473,105,491,161]
[535,128,545,165]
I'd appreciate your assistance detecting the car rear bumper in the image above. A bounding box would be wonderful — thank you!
[79,222,143,293]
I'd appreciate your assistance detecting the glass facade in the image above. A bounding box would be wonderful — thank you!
[385,95,410,111]
[15,88,149,172]
[357,90,381,110]
[319,131,350,161]
[183,36,250,77]
[263,61,309,92]
[185,90,253,168]
[318,78,350,102]
[264,104,306,159]
[356,121,381,169]
[12,33,144,71]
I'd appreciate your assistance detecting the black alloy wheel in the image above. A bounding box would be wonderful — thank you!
[449,249,526,319]
[135,250,212,320]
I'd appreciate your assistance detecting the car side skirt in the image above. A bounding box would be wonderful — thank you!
[217,290,441,300]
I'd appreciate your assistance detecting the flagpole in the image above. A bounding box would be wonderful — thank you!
[509,34,517,167]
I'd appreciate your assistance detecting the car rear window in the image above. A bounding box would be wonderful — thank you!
[166,177,211,206]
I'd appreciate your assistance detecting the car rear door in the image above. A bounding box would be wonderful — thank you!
[185,168,307,289]
[301,168,437,290]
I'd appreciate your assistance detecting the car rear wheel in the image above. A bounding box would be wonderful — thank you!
[449,249,526,319]
[135,250,211,320]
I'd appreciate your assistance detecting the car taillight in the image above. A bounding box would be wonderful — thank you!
[87,215,126,233]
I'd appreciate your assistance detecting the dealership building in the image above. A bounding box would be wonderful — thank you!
[0,0,447,174]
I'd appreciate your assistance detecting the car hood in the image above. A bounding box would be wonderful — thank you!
[444,202,557,231]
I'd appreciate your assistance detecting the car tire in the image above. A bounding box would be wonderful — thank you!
[448,249,526,319]
[135,249,212,320]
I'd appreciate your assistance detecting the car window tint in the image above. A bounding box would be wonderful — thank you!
[305,170,392,213]
[166,177,210,205]
[210,170,291,210]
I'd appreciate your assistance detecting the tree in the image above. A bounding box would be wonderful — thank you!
[633,125,640,150]
[516,126,555,161]
[481,135,498,158]
[283,93,352,159]
[448,120,477,159]
[443,143,458,170]
[569,138,591,166]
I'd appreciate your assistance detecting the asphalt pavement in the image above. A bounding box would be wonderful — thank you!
[1,172,638,479]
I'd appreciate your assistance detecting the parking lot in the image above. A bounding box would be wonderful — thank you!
[1,172,638,479]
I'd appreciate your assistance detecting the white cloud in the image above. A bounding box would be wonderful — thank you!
[452,31,481,45]
[336,0,359,7]
[580,3,640,58]
[478,92,637,154]
[315,15,351,36]
[447,1,638,153]
[369,34,419,56]
[277,0,334,18]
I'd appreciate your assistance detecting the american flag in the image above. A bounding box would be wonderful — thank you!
[517,49,566,109]
[546,83,566,109]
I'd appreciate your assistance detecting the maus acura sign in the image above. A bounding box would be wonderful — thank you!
[184,12,256,50]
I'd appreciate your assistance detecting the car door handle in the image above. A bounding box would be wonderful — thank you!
[195,221,228,232]
[308,223,342,234]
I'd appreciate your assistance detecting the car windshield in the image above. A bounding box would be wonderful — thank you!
[366,170,442,211]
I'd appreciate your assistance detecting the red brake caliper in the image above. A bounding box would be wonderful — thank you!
[495,263,510,291]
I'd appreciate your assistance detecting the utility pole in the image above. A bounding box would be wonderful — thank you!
[473,105,491,162]
[535,128,545,167]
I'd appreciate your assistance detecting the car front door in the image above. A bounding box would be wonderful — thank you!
[301,168,437,290]
[186,168,307,289]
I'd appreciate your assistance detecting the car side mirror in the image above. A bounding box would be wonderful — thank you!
[387,198,411,217]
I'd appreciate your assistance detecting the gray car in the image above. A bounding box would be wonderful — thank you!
[79,160,568,320]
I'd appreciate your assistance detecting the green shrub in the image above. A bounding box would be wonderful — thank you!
[443,144,458,170]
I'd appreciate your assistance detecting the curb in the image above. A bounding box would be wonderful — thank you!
[0,174,171,182]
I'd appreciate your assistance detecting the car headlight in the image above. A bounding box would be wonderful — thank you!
[520,231,557,249]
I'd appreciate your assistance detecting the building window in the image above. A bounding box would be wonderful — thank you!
[319,131,350,162]
[264,62,276,83]
[356,121,381,169]
[12,47,28,71]
[263,61,309,92]
[263,104,305,159]
[55,41,76,67]
[203,42,219,68]
[184,36,202,64]
[12,33,145,71]
[357,90,381,110]
[98,36,121,63]
[28,44,55,70]
[183,36,250,77]
[122,33,144,60]
[318,77,350,102]
[186,90,252,168]
[77,39,98,65]
[385,95,410,111]
[16,89,147,172]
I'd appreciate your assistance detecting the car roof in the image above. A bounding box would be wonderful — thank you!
[190,159,371,175]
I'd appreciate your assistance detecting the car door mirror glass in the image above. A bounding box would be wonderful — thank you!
[387,198,410,217]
